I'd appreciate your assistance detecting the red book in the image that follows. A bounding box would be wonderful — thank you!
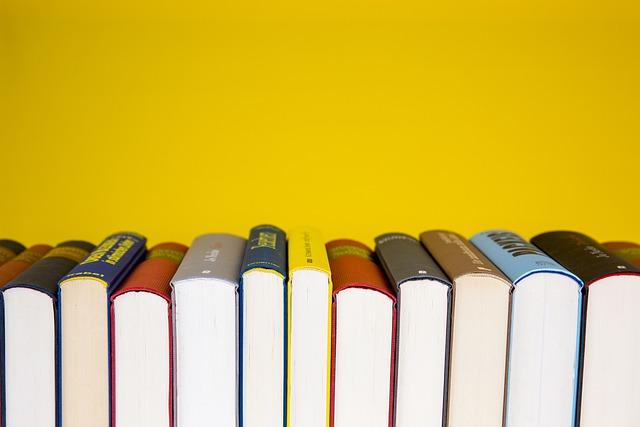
[327,239,397,427]
[110,242,188,427]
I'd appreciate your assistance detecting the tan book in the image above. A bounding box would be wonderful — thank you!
[420,230,512,427]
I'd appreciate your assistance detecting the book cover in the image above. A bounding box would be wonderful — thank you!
[286,227,332,427]
[531,231,640,284]
[326,239,396,427]
[110,242,188,427]
[239,224,287,427]
[0,241,25,267]
[471,230,581,284]
[0,244,52,287]
[420,230,510,282]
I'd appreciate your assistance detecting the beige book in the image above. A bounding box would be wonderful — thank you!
[420,230,512,427]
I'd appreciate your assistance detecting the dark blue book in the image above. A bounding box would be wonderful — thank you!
[57,232,146,427]
[239,225,287,427]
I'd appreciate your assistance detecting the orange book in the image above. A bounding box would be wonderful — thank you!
[0,244,52,287]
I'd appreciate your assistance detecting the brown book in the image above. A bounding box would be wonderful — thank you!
[420,230,511,427]
[327,239,396,427]
[110,242,188,427]
[0,244,52,287]
[0,240,25,266]
[601,241,640,267]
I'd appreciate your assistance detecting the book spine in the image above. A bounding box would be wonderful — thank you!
[240,224,287,277]
[471,230,581,285]
[170,234,246,286]
[531,231,640,285]
[420,230,508,282]
[59,232,146,291]
[375,232,451,289]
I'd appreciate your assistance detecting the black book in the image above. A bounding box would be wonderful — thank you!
[532,231,640,427]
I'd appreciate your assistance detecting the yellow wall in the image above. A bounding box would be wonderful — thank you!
[2,0,639,248]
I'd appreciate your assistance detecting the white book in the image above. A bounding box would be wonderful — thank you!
[287,228,332,427]
[171,233,246,427]
[239,225,287,427]
[472,230,583,427]
[375,233,451,427]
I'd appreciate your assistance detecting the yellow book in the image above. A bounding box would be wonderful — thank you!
[287,228,332,427]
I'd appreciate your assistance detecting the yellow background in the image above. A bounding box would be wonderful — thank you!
[2,0,639,248]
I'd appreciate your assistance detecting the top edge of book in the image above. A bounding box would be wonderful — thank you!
[59,232,146,291]
[172,233,246,287]
[288,227,330,276]
[420,230,511,286]
[240,224,287,279]
[532,231,640,285]
[471,230,582,286]
[375,232,451,289]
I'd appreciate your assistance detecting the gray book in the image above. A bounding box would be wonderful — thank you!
[171,233,246,427]
[375,233,451,427]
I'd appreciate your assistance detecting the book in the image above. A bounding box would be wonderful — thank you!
[240,225,287,427]
[59,232,146,427]
[327,239,396,427]
[171,233,246,427]
[472,230,583,427]
[420,230,511,427]
[111,242,188,427]
[286,228,332,427]
[1,240,94,427]
[0,244,52,286]
[0,241,25,267]
[602,241,640,266]
[375,232,451,427]
[532,231,640,427]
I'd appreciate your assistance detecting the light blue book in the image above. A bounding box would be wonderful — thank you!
[471,230,583,427]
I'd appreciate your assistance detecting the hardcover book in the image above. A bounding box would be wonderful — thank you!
[111,242,188,427]
[0,244,52,286]
[171,233,246,427]
[1,240,94,427]
[602,241,640,266]
[375,233,451,427]
[420,230,511,427]
[532,231,640,427]
[59,232,146,427]
[0,241,25,267]
[240,225,287,427]
[472,230,583,427]
[287,228,332,427]
[327,239,396,427]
